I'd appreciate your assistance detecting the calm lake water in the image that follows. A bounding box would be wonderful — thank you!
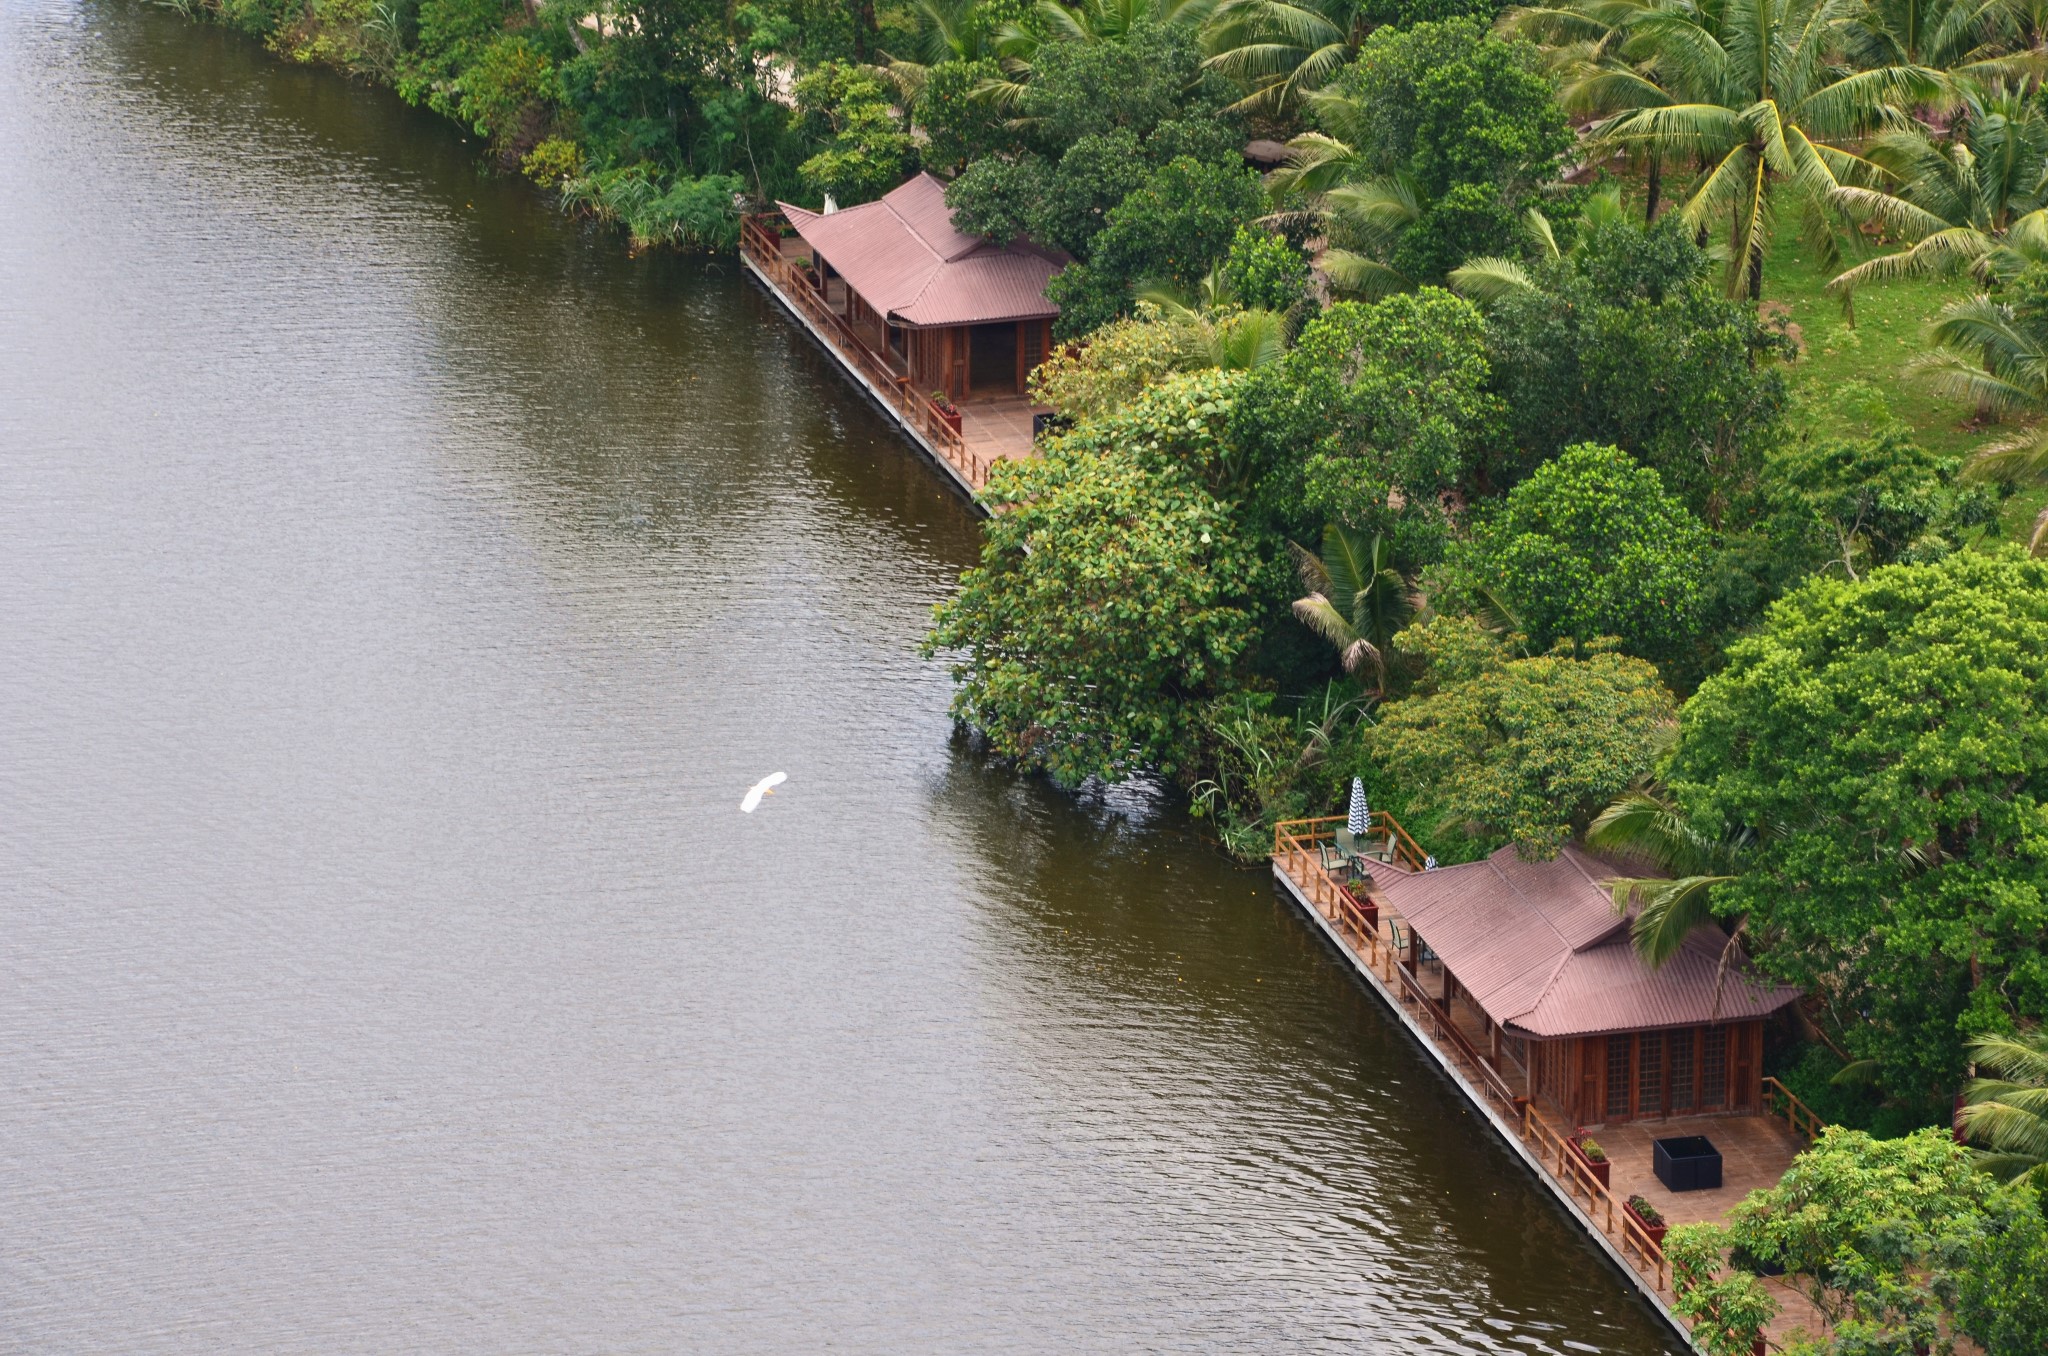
[0,4,1686,1351]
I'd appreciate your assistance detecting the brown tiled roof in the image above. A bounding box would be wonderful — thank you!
[1368,845,1800,1039]
[778,174,1063,328]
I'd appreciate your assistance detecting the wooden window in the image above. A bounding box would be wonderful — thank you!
[1606,1035,1633,1120]
[1637,1032,1664,1117]
[1670,1028,1697,1114]
[1701,1025,1728,1110]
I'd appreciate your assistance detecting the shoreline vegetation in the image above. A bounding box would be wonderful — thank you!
[163,0,2048,1349]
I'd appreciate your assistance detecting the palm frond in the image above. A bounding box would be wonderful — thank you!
[1320,249,1412,298]
[1447,256,1538,301]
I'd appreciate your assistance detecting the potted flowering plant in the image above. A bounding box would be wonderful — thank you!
[1569,1134,1611,1188]
[1624,1193,1667,1247]
[930,390,962,434]
[1340,878,1378,929]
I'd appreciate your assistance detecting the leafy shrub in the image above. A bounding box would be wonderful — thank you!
[560,167,744,251]
[1447,442,1711,664]
[1026,309,1206,422]
[1044,157,1264,338]
[793,61,916,206]
[1366,621,1677,858]
[397,0,509,114]
[1189,687,1364,859]
[520,136,583,186]
[1219,226,1311,315]
[923,373,1265,785]
[452,33,553,150]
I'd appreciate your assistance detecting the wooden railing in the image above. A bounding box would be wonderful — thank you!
[1523,1106,1672,1293]
[739,214,992,489]
[1270,822,1673,1300]
[1272,813,1429,874]
[1273,816,1521,1120]
[1762,1077,1826,1142]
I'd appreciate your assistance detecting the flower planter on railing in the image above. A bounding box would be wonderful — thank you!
[1569,1135,1611,1189]
[1624,1195,1667,1248]
[1340,882,1377,929]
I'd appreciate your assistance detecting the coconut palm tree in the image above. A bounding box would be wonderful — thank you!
[1584,785,1756,967]
[1290,523,1414,691]
[1552,0,1946,299]
[1832,0,2040,80]
[1826,85,2048,308]
[1960,1029,2048,1190]
[1034,0,1213,43]
[1200,0,1371,116]
[1908,223,2048,549]
[1262,89,1418,295]
[1447,183,1632,301]
[1137,267,1298,368]
[884,0,1035,102]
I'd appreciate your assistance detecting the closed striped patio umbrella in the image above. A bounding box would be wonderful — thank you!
[1347,779,1368,836]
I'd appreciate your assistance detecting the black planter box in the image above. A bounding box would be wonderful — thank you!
[1654,1135,1723,1191]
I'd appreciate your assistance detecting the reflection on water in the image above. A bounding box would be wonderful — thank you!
[0,3,1682,1351]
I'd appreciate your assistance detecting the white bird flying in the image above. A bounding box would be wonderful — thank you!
[740,772,787,813]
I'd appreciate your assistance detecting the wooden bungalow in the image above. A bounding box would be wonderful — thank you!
[776,173,1061,403]
[1355,843,1801,1128]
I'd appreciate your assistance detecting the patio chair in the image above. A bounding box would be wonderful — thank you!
[1320,828,1372,879]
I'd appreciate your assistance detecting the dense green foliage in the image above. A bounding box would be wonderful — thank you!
[1235,290,1499,531]
[1366,620,1676,858]
[1668,552,2048,1108]
[923,373,1269,784]
[1043,157,1267,338]
[1446,443,1710,663]
[1668,1128,2048,1356]
[1480,218,1791,515]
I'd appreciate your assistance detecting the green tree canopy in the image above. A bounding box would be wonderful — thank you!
[1366,618,1677,858]
[1330,17,1569,201]
[1667,550,2048,1106]
[1482,217,1791,518]
[793,62,918,205]
[1040,156,1265,337]
[1271,18,1569,293]
[1760,420,1995,582]
[1666,1127,2048,1356]
[1448,442,1711,663]
[923,372,1267,784]
[1234,289,1501,531]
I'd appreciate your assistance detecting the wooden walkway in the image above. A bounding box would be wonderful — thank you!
[739,220,1042,500]
[1271,817,1828,1350]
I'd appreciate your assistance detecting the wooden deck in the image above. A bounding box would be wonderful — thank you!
[740,220,1043,498]
[1271,817,1827,1351]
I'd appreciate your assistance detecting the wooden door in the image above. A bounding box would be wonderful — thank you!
[1579,1036,1604,1126]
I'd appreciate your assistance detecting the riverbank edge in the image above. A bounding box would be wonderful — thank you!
[1269,862,1698,1350]
[739,248,988,510]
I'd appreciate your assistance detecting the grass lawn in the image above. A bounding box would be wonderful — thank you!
[1761,247,1985,456]
[1760,246,2047,543]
